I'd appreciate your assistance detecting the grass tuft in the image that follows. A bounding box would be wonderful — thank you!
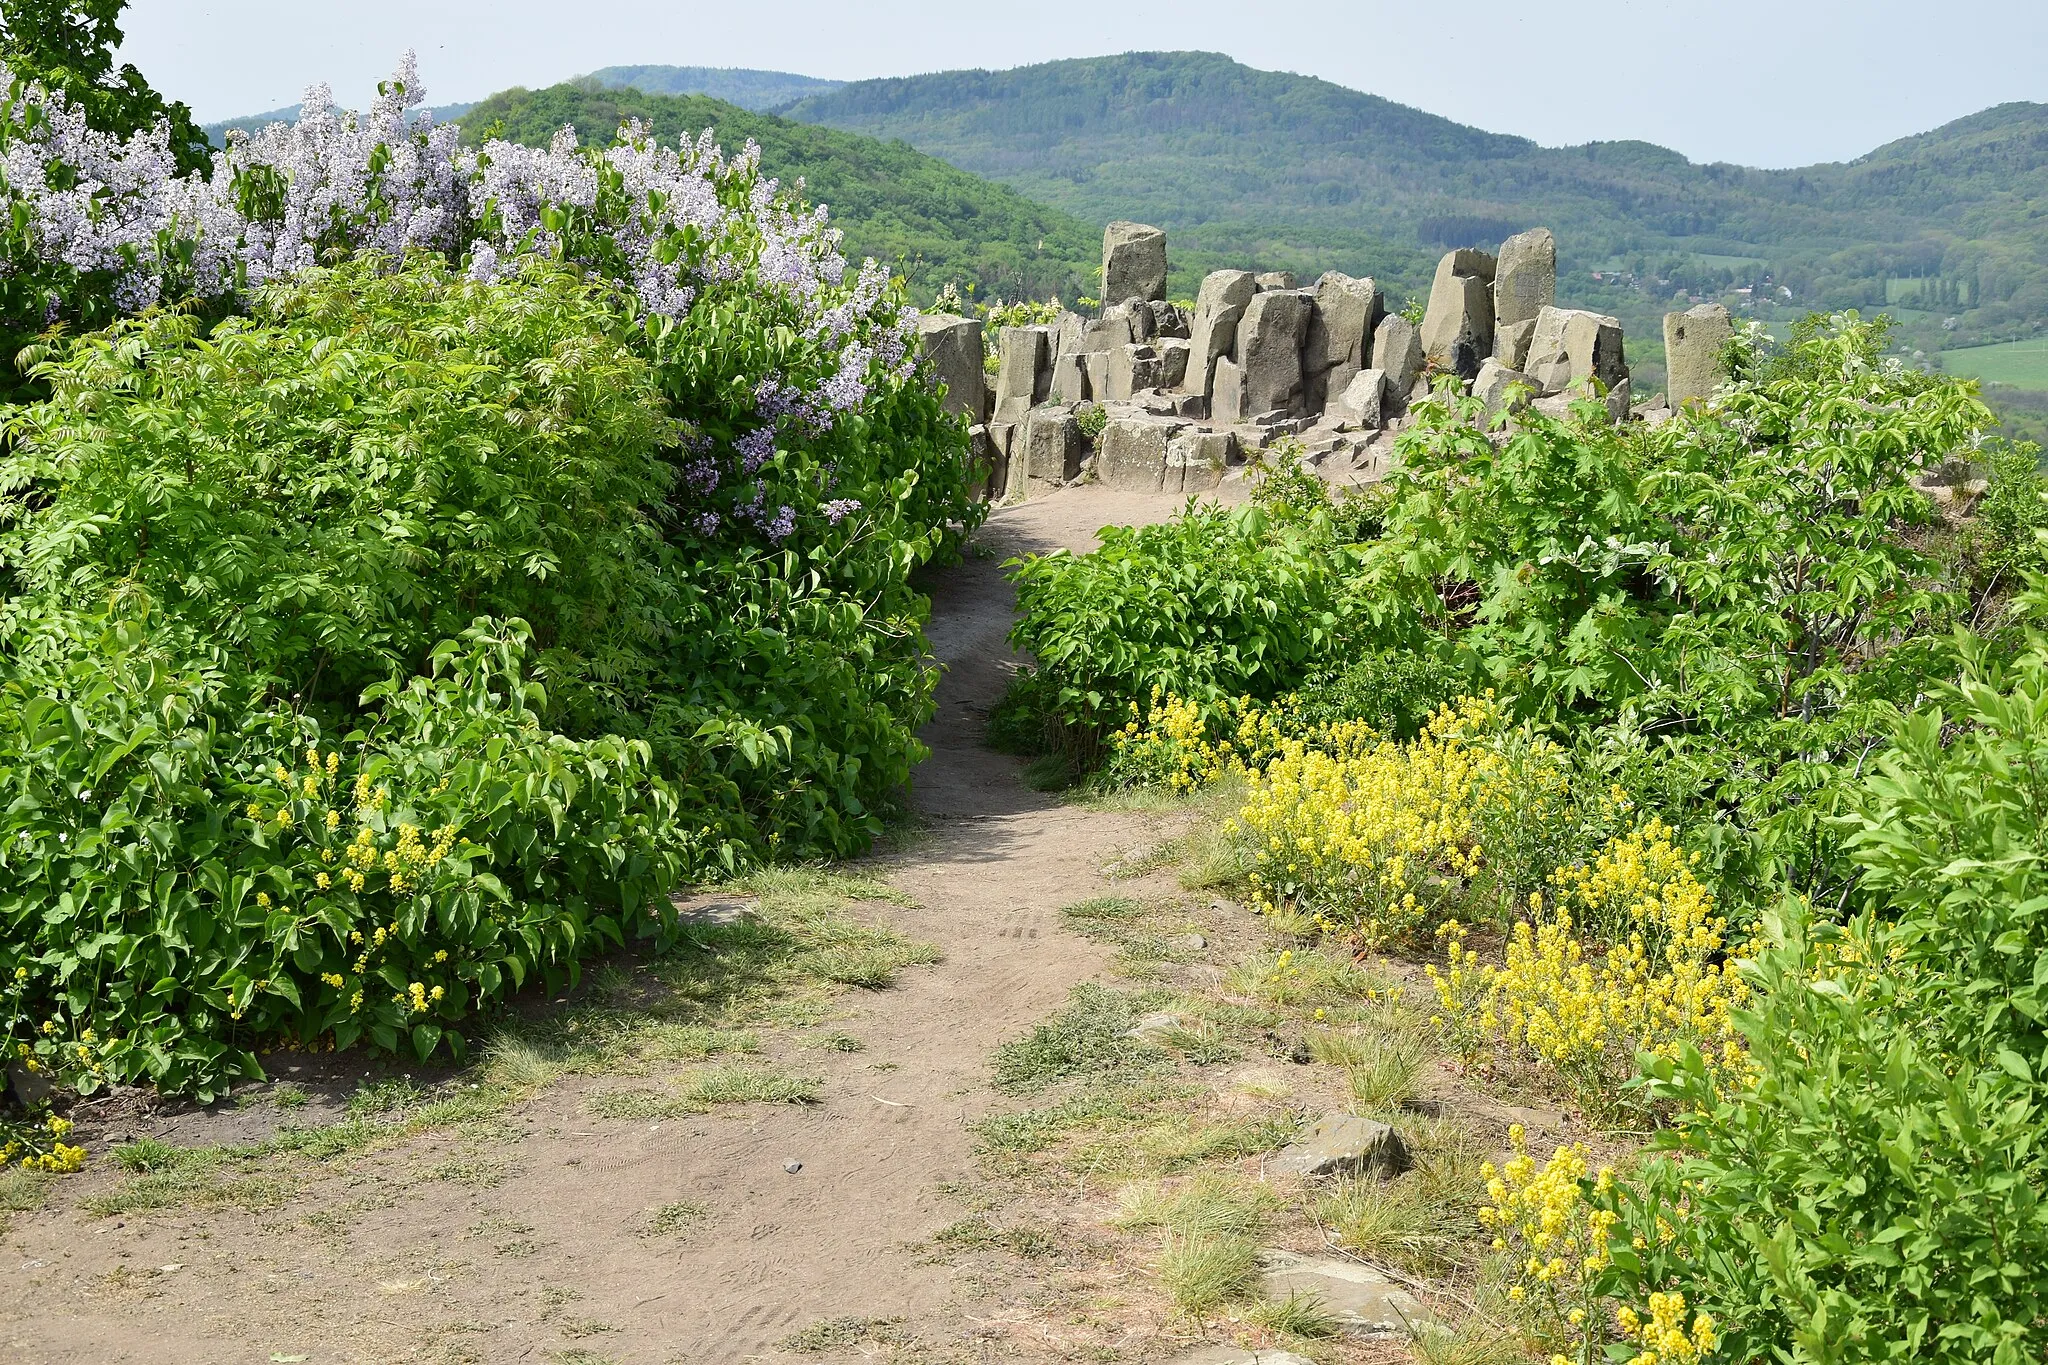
[989,983,1166,1092]
[1246,1289,1343,1338]
[1157,1230,1259,1315]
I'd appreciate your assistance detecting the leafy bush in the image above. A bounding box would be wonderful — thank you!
[1006,503,1365,756]
[1290,647,1470,740]
[0,612,684,1099]
[1588,638,2048,1364]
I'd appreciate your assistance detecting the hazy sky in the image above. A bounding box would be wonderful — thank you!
[118,0,2046,168]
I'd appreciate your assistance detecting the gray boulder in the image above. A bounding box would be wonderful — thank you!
[1494,317,1538,370]
[1525,306,1627,395]
[1156,338,1191,390]
[1238,290,1314,417]
[984,421,1023,501]
[1473,358,1537,422]
[1253,271,1298,291]
[992,326,1050,424]
[1102,221,1168,303]
[1372,314,1425,399]
[915,312,987,424]
[1326,368,1390,428]
[1166,428,1234,493]
[1048,309,1084,362]
[1182,269,1258,397]
[1078,308,1135,355]
[1664,302,1734,407]
[1107,343,1165,401]
[1210,356,1248,424]
[1122,296,1160,343]
[1304,272,1385,413]
[1420,248,1496,380]
[1050,350,1090,406]
[1492,228,1556,348]
[1083,351,1111,403]
[1270,1112,1411,1179]
[1021,406,1085,488]
[1097,416,1192,491]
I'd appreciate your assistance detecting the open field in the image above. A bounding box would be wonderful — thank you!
[1941,336,2048,390]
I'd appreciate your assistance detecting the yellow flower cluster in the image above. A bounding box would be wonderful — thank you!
[1479,1125,1617,1291]
[0,1114,85,1173]
[1428,825,1748,1104]
[1234,695,1516,947]
[1616,1292,1718,1364]
[1106,689,1293,791]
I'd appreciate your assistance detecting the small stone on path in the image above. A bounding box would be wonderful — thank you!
[1270,1112,1411,1179]
[783,1160,803,1174]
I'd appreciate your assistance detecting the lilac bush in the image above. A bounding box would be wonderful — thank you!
[0,51,981,870]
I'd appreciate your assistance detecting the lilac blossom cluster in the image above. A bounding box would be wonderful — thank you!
[0,53,921,536]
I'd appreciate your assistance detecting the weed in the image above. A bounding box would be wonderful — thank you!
[1410,1316,1520,1365]
[781,1316,909,1351]
[1059,896,1145,941]
[816,1032,864,1052]
[1157,1231,1259,1314]
[1162,1019,1241,1067]
[586,1065,819,1119]
[1223,948,1389,1007]
[973,1092,1145,1154]
[270,1085,310,1110]
[0,1168,52,1234]
[929,1216,1058,1259]
[643,1201,709,1237]
[990,983,1167,1092]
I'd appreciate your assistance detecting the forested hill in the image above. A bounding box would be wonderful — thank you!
[577,65,844,110]
[782,51,2048,355]
[461,83,1096,301]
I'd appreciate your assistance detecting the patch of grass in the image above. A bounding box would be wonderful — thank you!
[1161,1019,1241,1067]
[270,1085,310,1110]
[84,1143,296,1217]
[0,1167,53,1234]
[1059,896,1145,940]
[1223,947,1389,1007]
[1317,1175,1457,1273]
[929,1215,1059,1259]
[642,1201,708,1237]
[1157,1230,1259,1315]
[1410,1316,1521,1365]
[1247,1289,1343,1339]
[990,983,1168,1092]
[814,1032,864,1052]
[586,1065,821,1119]
[781,1316,910,1351]
[1021,752,1080,791]
[422,1154,507,1187]
[1346,1038,1425,1110]
[973,1091,1146,1154]
[684,1063,821,1106]
[1113,1172,1280,1239]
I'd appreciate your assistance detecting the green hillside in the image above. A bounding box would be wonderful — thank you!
[462,83,1096,302]
[783,52,2048,364]
[578,65,844,110]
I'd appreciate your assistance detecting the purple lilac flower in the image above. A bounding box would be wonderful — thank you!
[822,499,862,524]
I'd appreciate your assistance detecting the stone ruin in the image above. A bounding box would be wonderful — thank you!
[915,222,1736,501]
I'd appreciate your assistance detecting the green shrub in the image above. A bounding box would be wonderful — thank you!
[1291,647,1470,740]
[1600,637,2048,1363]
[1006,503,1365,754]
[0,612,683,1099]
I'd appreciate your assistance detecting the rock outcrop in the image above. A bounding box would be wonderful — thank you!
[916,313,987,424]
[1664,302,1734,407]
[1420,248,1497,380]
[1102,221,1168,303]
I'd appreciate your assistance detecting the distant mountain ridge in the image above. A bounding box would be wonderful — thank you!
[780,52,2048,356]
[577,65,844,110]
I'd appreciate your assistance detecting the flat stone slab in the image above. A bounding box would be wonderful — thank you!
[1124,1010,1184,1043]
[1165,1349,1317,1365]
[1260,1249,1432,1336]
[1269,1112,1411,1179]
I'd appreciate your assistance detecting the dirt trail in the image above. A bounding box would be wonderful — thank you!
[1,488,1204,1365]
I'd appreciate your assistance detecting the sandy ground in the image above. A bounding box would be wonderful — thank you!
[0,487,1215,1365]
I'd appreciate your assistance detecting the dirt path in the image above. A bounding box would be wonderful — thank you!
[1,488,1206,1365]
